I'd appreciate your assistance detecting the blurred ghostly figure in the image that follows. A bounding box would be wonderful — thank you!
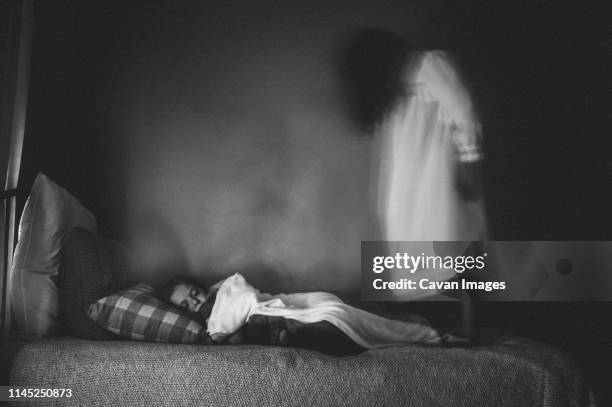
[338,27,487,241]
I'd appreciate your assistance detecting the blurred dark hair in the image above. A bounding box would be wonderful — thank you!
[336,26,416,133]
[159,275,207,304]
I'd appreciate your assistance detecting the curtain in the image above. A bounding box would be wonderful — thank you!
[0,0,32,341]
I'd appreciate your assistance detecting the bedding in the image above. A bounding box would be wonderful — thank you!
[59,227,135,340]
[88,283,210,344]
[10,173,97,339]
[7,334,594,407]
[208,273,440,347]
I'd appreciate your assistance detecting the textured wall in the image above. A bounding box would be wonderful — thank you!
[21,1,441,294]
[114,2,425,293]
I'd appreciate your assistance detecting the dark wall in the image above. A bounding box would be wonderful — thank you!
[457,2,610,241]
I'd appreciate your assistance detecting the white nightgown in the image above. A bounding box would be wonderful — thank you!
[375,50,487,242]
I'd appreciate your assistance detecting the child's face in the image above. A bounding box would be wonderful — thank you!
[169,283,208,313]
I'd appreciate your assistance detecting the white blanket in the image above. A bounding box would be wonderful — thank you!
[207,273,440,349]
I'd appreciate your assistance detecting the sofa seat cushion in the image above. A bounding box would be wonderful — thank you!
[9,334,593,407]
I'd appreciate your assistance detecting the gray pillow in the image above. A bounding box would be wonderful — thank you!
[10,173,97,339]
[59,227,135,340]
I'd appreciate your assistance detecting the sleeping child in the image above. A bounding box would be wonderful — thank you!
[160,273,443,356]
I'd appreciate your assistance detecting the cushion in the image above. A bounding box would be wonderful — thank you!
[59,228,136,340]
[10,173,97,339]
[87,284,209,344]
[8,335,594,407]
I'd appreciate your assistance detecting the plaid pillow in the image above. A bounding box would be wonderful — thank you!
[88,283,210,344]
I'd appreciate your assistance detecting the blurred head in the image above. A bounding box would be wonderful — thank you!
[160,275,208,314]
[336,26,416,133]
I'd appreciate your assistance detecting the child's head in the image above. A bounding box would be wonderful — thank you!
[160,275,208,314]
